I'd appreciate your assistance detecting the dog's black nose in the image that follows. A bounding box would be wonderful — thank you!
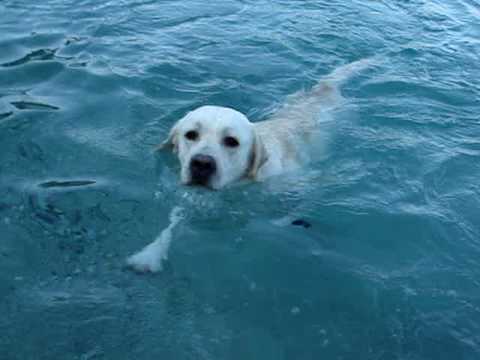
[190,154,216,184]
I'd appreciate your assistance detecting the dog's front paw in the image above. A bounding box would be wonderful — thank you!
[126,248,163,273]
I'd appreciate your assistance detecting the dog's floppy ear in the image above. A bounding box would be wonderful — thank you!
[157,123,179,153]
[248,130,268,179]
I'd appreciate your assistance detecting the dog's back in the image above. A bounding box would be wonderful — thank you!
[254,58,377,179]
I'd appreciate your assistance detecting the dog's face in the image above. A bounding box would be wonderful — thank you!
[161,106,267,189]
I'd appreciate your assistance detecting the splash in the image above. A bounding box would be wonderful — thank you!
[126,206,184,273]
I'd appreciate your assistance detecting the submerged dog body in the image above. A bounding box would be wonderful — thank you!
[161,58,374,189]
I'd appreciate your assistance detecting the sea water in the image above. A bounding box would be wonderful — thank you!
[1,0,479,359]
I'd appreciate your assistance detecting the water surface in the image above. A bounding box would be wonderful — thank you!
[1,0,479,359]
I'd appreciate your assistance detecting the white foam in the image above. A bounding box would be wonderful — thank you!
[126,206,184,273]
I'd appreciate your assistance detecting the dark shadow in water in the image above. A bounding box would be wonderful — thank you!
[38,180,97,189]
[291,219,312,228]
[1,49,57,67]
[10,101,59,111]
[0,112,13,120]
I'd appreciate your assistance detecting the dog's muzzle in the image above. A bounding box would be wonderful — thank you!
[189,154,217,185]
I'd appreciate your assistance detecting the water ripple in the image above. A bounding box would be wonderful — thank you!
[1,48,57,67]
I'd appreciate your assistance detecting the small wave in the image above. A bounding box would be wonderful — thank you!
[10,101,59,111]
[38,180,97,189]
[360,79,476,107]
[0,111,13,120]
[1,48,57,67]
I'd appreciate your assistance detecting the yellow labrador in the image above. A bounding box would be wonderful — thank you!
[127,58,374,272]
[160,58,374,189]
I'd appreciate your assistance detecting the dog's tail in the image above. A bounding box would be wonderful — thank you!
[321,57,377,86]
[272,58,378,121]
[310,57,379,105]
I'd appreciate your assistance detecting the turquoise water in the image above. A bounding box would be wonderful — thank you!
[1,0,480,358]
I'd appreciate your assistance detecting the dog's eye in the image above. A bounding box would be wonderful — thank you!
[185,130,199,141]
[223,136,239,148]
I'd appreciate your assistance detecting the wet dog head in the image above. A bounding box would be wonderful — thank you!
[160,106,267,189]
